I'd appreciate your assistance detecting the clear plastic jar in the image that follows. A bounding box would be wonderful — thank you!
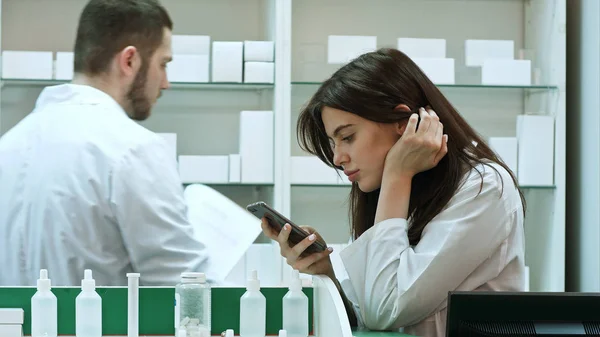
[175,272,211,337]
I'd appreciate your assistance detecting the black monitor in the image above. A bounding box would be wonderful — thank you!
[446,291,600,336]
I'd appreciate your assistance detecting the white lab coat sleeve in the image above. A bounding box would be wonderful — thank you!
[339,167,516,330]
[109,136,211,286]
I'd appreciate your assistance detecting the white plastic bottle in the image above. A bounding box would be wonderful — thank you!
[240,270,266,337]
[31,269,58,337]
[175,272,211,337]
[76,269,102,337]
[282,270,308,337]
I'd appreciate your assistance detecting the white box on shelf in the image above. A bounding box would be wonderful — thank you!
[291,156,339,185]
[244,62,274,83]
[397,38,446,59]
[178,155,229,184]
[172,35,211,55]
[465,39,514,67]
[516,115,554,186]
[239,110,274,184]
[488,137,518,174]
[229,154,241,183]
[412,58,455,84]
[245,244,280,287]
[0,324,22,337]
[167,55,209,83]
[0,308,24,324]
[156,133,177,160]
[55,52,74,80]
[2,51,53,80]
[482,59,531,86]
[212,41,243,83]
[244,41,274,62]
[327,35,377,64]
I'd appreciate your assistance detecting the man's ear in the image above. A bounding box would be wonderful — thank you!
[117,46,141,77]
[394,104,412,136]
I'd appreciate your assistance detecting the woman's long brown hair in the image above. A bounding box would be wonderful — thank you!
[297,48,526,245]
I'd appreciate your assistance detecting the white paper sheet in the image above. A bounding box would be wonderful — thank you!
[184,184,262,283]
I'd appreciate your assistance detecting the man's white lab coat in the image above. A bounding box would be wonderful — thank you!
[0,84,210,286]
[340,162,526,337]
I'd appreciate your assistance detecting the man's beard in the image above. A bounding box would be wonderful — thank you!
[126,59,152,121]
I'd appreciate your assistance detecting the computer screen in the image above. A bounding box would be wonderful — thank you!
[446,291,600,336]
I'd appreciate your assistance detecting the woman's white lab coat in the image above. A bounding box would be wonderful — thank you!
[339,162,526,337]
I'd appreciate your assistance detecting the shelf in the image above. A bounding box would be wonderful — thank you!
[292,183,556,189]
[292,82,558,91]
[0,79,274,91]
[183,183,274,187]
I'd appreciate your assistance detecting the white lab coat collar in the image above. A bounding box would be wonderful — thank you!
[35,84,127,117]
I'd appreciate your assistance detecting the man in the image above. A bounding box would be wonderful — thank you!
[0,0,210,286]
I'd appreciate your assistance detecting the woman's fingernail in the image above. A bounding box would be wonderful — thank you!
[309,234,316,241]
[327,247,334,252]
[283,224,289,231]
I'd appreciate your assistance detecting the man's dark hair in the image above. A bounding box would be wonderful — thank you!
[73,0,173,75]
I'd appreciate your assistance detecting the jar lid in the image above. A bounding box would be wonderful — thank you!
[181,272,206,283]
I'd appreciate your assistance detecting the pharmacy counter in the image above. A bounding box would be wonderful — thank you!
[0,275,416,337]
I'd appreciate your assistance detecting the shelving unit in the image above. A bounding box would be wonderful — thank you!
[0,0,566,292]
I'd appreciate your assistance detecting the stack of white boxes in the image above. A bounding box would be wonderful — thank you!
[487,114,554,187]
[243,41,274,83]
[173,110,273,185]
[465,39,531,85]
[397,38,455,85]
[0,308,24,337]
[169,35,210,83]
[327,35,377,64]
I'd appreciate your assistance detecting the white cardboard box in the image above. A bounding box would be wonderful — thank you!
[397,38,446,59]
[212,41,244,83]
[244,62,274,83]
[0,324,22,337]
[2,51,53,79]
[291,156,339,185]
[167,54,209,83]
[465,39,514,67]
[244,41,274,62]
[0,308,24,324]
[482,59,531,86]
[488,137,518,174]
[157,133,177,160]
[239,110,274,183]
[516,115,554,186]
[172,35,211,55]
[327,35,377,64]
[178,155,229,183]
[412,58,455,84]
[55,52,74,80]
[229,154,241,183]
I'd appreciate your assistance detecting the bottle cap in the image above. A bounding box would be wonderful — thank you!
[37,269,51,291]
[247,270,260,291]
[181,272,206,283]
[81,269,96,292]
[289,269,302,291]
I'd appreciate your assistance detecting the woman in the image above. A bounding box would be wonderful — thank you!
[261,48,526,337]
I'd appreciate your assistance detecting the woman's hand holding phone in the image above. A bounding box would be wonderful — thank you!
[260,218,336,279]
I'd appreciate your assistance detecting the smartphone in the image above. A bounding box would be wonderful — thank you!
[246,201,327,255]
